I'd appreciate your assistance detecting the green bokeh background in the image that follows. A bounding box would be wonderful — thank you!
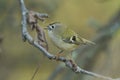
[0,0,120,80]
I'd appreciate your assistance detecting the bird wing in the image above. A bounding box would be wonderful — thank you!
[61,28,82,45]
[61,28,95,45]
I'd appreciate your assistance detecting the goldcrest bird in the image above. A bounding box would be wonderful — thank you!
[45,22,95,55]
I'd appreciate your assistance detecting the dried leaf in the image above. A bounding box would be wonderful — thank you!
[27,11,48,30]
[27,11,38,30]
[26,10,48,50]
[36,24,48,51]
[35,13,48,22]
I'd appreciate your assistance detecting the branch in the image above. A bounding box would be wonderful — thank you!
[19,0,120,80]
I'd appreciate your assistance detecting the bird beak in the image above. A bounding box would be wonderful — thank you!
[44,25,52,31]
[44,27,48,30]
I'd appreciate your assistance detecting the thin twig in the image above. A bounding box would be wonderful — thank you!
[31,64,40,80]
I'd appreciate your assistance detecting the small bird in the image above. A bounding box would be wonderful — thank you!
[45,22,95,56]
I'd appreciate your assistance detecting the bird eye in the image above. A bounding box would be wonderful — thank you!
[51,25,55,28]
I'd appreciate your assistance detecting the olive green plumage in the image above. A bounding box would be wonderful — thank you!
[46,22,95,51]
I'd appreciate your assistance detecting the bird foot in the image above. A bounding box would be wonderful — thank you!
[55,50,64,60]
[55,53,62,60]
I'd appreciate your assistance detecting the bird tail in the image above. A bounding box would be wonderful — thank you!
[80,37,96,45]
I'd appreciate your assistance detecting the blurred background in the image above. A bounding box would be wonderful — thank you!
[0,0,120,80]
